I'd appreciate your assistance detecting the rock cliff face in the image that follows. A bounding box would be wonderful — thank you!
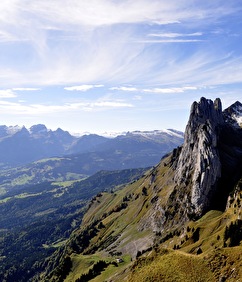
[172,97,242,218]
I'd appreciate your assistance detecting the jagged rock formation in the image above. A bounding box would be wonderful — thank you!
[171,97,242,218]
[173,98,224,216]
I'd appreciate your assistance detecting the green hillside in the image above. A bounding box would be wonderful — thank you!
[41,154,242,282]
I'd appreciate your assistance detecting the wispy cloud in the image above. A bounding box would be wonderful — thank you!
[143,86,198,93]
[138,39,203,43]
[0,99,133,115]
[0,1,240,87]
[92,101,133,108]
[12,88,40,91]
[0,89,17,98]
[108,85,198,94]
[142,31,204,44]
[148,32,203,38]
[110,86,138,92]
[64,85,104,91]
[0,87,40,100]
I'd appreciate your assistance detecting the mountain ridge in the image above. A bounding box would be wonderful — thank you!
[0,125,183,168]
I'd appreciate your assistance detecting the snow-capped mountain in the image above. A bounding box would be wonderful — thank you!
[129,129,184,139]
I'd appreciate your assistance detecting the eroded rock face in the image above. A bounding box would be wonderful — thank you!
[174,97,224,216]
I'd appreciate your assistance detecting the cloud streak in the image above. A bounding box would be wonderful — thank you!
[148,32,203,38]
[110,86,138,92]
[0,89,17,98]
[64,85,104,91]
[12,88,40,91]
[138,39,203,43]
[109,85,199,94]
[143,86,198,93]
[0,99,133,115]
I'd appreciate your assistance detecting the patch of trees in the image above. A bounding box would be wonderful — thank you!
[69,223,99,254]
[52,256,72,282]
[142,186,148,196]
[112,202,128,213]
[224,219,242,247]
[75,260,117,282]
[136,246,153,258]
[191,227,200,243]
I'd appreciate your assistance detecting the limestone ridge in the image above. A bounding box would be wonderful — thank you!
[174,97,224,216]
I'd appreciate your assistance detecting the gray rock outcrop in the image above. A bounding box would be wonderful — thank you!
[174,97,224,216]
[170,97,242,220]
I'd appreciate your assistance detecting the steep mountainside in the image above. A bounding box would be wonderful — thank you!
[40,98,242,282]
[0,126,183,168]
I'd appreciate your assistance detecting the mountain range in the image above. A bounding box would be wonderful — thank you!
[0,125,183,169]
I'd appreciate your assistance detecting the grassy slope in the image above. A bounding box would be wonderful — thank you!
[129,249,216,282]
[129,186,242,282]
[62,156,242,282]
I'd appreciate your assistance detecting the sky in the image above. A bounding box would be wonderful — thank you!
[0,0,242,134]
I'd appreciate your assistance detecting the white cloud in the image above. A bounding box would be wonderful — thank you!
[64,85,104,91]
[109,85,199,94]
[133,95,142,100]
[0,89,17,98]
[92,101,133,108]
[110,86,138,92]
[143,86,198,93]
[148,32,203,38]
[26,1,178,28]
[0,98,133,115]
[12,88,40,91]
[0,31,16,42]
[139,39,203,43]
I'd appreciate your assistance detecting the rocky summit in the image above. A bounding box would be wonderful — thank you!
[174,97,224,217]
[173,97,242,218]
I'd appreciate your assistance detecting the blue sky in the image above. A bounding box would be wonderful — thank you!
[0,1,242,134]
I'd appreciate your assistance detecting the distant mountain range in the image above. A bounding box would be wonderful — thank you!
[0,125,184,169]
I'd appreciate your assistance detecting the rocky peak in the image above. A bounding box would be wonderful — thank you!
[14,126,30,137]
[0,125,8,138]
[173,97,224,217]
[223,101,242,128]
[29,124,48,135]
